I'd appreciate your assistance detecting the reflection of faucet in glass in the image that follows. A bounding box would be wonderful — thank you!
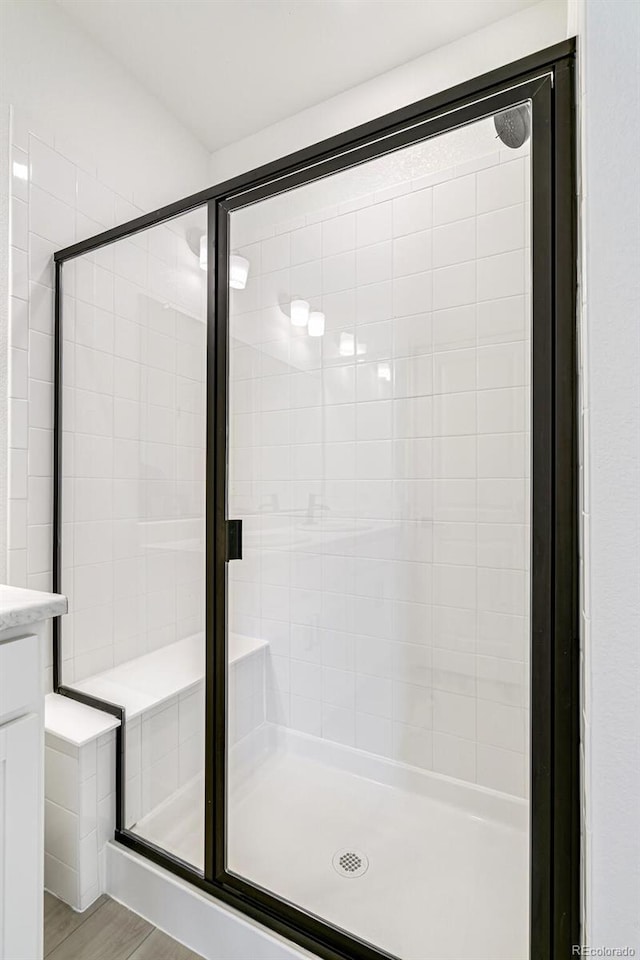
[258,494,279,513]
[306,494,328,523]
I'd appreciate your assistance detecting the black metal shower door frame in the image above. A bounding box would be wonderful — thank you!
[53,39,578,960]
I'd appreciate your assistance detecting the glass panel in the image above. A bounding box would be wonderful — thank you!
[60,207,208,869]
[226,108,532,958]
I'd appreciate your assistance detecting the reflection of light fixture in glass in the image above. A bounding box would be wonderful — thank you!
[230,255,250,289]
[357,342,367,356]
[198,237,250,291]
[13,162,28,181]
[290,298,310,327]
[377,362,391,382]
[339,332,355,356]
[308,311,325,337]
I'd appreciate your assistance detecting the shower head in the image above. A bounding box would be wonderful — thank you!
[494,105,531,149]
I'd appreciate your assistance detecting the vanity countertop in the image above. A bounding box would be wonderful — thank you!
[0,585,67,630]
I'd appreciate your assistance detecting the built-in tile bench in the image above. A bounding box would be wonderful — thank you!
[44,695,120,911]
[44,632,267,911]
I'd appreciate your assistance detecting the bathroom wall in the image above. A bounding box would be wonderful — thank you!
[205,0,566,818]
[209,0,568,182]
[59,210,207,684]
[7,123,207,689]
[581,0,640,950]
[0,0,208,210]
[209,0,640,941]
[1,0,210,685]
[0,0,208,586]
[228,127,531,798]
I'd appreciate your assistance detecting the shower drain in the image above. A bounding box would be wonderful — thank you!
[332,848,369,878]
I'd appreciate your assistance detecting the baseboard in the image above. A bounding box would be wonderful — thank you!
[105,841,311,960]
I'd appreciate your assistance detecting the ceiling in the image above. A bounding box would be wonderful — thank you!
[57,0,538,153]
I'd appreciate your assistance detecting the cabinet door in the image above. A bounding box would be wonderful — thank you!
[0,712,42,960]
[0,634,39,723]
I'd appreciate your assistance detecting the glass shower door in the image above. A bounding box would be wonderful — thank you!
[58,206,208,871]
[224,107,532,959]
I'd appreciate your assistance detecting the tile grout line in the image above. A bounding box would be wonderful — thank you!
[44,896,108,959]
[124,924,156,960]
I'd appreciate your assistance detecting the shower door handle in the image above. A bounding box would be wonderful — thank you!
[226,519,243,561]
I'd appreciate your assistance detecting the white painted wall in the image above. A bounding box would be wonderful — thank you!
[581,0,640,952]
[209,0,569,182]
[0,0,210,584]
[0,0,209,210]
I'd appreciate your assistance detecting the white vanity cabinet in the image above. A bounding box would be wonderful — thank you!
[0,588,67,960]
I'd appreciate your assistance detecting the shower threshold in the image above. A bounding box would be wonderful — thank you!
[132,724,527,960]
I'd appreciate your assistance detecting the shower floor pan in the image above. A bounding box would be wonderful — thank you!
[133,725,528,960]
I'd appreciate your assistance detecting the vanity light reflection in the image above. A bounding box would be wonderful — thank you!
[308,311,325,337]
[229,255,250,290]
[198,235,250,290]
[290,299,310,327]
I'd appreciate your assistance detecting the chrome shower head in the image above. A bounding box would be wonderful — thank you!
[494,105,531,149]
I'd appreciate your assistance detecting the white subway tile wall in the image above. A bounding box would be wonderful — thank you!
[228,132,531,797]
[61,215,207,683]
[44,730,116,911]
[8,118,211,881]
[125,686,205,828]
[8,113,531,810]
[7,120,207,688]
[123,651,265,835]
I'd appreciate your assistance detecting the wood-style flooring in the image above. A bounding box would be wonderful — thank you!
[44,892,205,960]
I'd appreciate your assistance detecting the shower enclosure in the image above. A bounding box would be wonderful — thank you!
[52,41,578,960]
